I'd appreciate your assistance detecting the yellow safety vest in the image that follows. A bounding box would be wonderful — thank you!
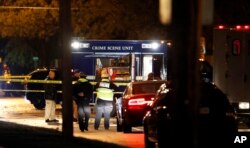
[96,79,114,101]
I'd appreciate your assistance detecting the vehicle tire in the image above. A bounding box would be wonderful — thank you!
[33,99,45,109]
[144,125,155,148]
[116,117,123,132]
[123,120,132,133]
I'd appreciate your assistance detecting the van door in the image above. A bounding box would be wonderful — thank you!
[226,31,245,102]
[244,32,250,102]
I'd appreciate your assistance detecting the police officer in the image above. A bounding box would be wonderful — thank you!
[73,72,93,131]
[72,69,81,122]
[94,73,118,130]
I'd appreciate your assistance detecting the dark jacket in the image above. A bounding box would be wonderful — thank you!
[73,78,93,105]
[44,77,58,101]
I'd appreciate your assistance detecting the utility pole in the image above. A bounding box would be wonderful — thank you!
[167,0,202,147]
[59,0,73,138]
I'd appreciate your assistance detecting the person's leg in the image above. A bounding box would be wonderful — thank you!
[73,99,78,121]
[50,100,57,120]
[84,105,91,130]
[45,100,52,121]
[103,102,113,130]
[94,105,103,130]
[78,104,85,131]
[94,100,103,130]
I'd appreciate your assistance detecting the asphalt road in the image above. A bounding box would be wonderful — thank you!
[0,96,145,148]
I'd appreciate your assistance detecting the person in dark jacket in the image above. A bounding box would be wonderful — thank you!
[73,72,93,131]
[44,70,59,123]
[72,69,81,122]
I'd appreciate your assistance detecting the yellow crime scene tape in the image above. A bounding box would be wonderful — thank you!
[0,75,31,79]
[0,75,128,94]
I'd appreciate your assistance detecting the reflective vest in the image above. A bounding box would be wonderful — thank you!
[78,78,88,83]
[96,79,114,101]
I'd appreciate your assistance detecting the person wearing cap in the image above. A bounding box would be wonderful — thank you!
[44,70,59,123]
[73,72,93,131]
[94,73,118,130]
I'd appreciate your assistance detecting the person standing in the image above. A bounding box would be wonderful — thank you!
[94,73,118,130]
[73,72,93,131]
[147,72,154,80]
[44,70,59,123]
[2,63,11,97]
[72,69,81,122]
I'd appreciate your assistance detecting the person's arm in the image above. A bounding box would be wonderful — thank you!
[84,82,93,98]
[110,82,119,98]
[110,82,118,91]
[94,82,99,91]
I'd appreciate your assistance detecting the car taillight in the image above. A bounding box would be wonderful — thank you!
[128,98,146,106]
[128,97,155,107]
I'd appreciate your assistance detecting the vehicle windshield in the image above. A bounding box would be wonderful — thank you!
[132,82,163,94]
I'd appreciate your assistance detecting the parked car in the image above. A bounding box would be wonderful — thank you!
[116,80,168,133]
[143,81,238,148]
[25,68,62,109]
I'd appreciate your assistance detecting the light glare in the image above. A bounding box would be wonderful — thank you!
[239,102,250,109]
[71,41,80,49]
[151,42,160,49]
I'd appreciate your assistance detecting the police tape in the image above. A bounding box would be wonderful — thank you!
[0,89,123,94]
[0,78,128,86]
[0,89,46,93]
[0,78,61,84]
[0,77,128,94]
[0,75,30,79]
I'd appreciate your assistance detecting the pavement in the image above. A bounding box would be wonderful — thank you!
[0,120,127,148]
[0,96,145,148]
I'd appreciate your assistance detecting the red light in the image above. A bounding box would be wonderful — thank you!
[244,25,249,29]
[218,25,224,29]
[128,98,145,106]
[236,25,242,29]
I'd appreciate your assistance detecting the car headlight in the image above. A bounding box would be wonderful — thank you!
[239,102,250,110]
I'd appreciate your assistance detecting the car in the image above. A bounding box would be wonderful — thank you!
[143,80,238,148]
[25,68,62,109]
[116,80,168,133]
